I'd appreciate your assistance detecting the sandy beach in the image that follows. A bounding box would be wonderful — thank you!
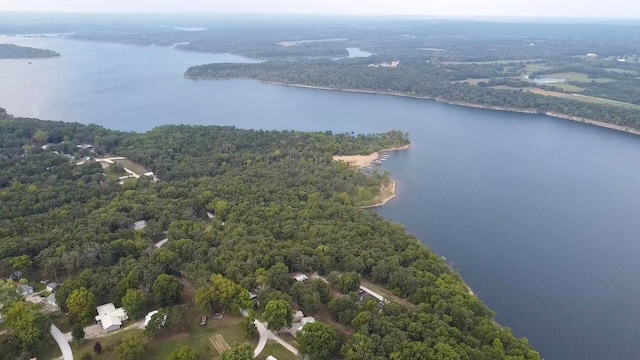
[332,144,411,169]
[333,144,409,208]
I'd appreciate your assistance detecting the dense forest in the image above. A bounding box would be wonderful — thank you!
[185,58,640,131]
[0,109,540,360]
[0,43,60,59]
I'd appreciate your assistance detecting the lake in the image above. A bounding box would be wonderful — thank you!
[2,36,640,360]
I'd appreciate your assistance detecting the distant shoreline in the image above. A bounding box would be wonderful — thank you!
[333,144,410,209]
[260,81,640,137]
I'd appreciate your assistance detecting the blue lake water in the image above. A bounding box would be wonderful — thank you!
[2,36,640,360]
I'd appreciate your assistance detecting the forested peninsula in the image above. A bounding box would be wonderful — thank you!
[185,60,640,134]
[0,108,540,359]
[0,43,60,59]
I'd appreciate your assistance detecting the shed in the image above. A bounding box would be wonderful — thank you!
[46,282,59,292]
[47,293,58,308]
[19,284,34,296]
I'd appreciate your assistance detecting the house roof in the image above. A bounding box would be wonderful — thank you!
[134,220,147,230]
[95,303,128,330]
[47,293,56,304]
[293,274,308,282]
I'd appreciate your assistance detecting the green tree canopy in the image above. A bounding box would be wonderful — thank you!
[220,344,253,360]
[153,274,182,307]
[297,322,341,360]
[72,323,86,341]
[115,335,146,360]
[166,345,199,360]
[122,288,146,319]
[3,301,51,353]
[263,299,293,332]
[194,274,252,314]
[66,287,97,323]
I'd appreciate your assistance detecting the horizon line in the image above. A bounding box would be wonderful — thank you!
[0,11,639,21]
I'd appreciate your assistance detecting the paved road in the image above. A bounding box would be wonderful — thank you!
[253,320,268,358]
[51,324,73,360]
[268,330,299,355]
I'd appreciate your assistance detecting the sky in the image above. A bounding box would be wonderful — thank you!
[0,0,639,19]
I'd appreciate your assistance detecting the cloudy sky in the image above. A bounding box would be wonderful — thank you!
[0,0,638,18]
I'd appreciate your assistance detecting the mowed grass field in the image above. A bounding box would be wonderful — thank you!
[70,307,255,360]
[543,72,616,83]
[605,68,638,74]
[256,342,299,360]
[547,83,585,92]
[489,86,640,110]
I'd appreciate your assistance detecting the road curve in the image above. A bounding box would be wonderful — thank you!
[51,324,73,360]
[253,320,268,358]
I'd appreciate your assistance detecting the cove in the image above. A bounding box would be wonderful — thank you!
[2,36,640,360]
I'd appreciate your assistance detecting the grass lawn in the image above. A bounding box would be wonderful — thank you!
[605,68,638,74]
[445,59,534,65]
[36,337,63,360]
[143,307,256,360]
[544,72,616,83]
[102,164,127,179]
[114,159,149,176]
[256,342,299,360]
[490,86,640,110]
[48,310,73,333]
[524,63,553,73]
[548,83,585,93]
[71,328,144,360]
[452,78,492,85]
[32,282,46,292]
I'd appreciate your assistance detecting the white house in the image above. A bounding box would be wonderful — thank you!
[95,303,128,332]
[19,284,34,296]
[292,310,304,323]
[301,316,315,326]
[46,282,59,292]
[293,274,308,282]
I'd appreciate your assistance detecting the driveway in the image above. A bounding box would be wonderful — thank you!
[51,324,73,360]
[253,320,268,358]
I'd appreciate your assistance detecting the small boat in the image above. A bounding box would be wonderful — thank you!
[373,160,383,165]
[28,62,32,64]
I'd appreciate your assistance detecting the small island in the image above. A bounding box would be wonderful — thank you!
[0,43,60,59]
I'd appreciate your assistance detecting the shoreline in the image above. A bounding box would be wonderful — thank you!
[359,179,397,209]
[260,81,640,137]
[333,144,410,209]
